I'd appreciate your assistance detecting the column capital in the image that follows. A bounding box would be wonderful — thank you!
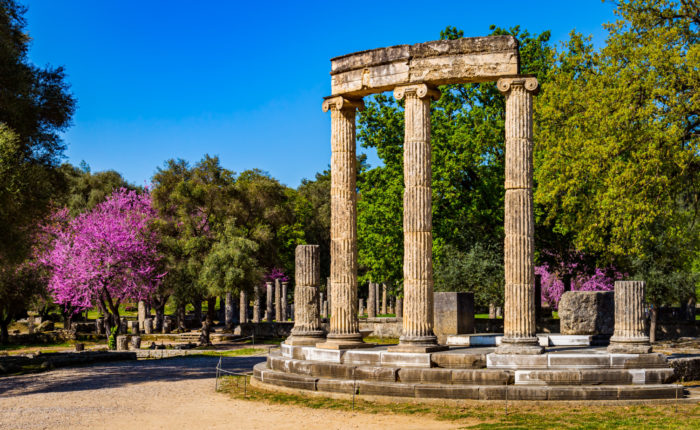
[497,76,539,95]
[322,96,364,112]
[393,84,441,101]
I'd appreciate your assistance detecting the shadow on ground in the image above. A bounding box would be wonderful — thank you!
[0,355,266,397]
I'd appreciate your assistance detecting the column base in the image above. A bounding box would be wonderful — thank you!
[495,337,544,354]
[389,334,448,353]
[607,336,652,354]
[285,330,325,346]
[316,333,372,350]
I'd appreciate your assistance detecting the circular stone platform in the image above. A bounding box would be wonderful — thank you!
[252,344,684,401]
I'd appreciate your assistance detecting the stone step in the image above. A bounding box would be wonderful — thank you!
[487,352,670,370]
[514,368,675,385]
[446,333,595,347]
[252,363,683,401]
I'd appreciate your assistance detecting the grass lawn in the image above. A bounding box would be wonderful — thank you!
[219,376,700,429]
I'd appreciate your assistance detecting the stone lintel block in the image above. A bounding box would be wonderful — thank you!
[486,353,548,369]
[430,352,486,369]
[398,368,452,384]
[547,386,619,401]
[548,354,610,369]
[452,369,512,385]
[515,370,582,386]
[381,351,433,368]
[609,353,668,369]
[310,362,355,379]
[617,385,681,400]
[414,384,479,399]
[354,366,398,382]
[316,378,358,394]
[303,347,345,363]
[357,380,415,397]
[342,350,382,366]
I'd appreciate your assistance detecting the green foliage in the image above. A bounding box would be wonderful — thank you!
[296,169,331,282]
[56,162,135,215]
[434,243,504,307]
[108,325,118,350]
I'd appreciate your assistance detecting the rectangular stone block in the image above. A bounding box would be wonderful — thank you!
[316,379,358,394]
[267,356,291,373]
[558,291,614,335]
[288,360,315,377]
[644,368,675,384]
[431,352,486,369]
[262,372,318,391]
[354,366,398,382]
[546,335,592,346]
[381,352,432,368]
[433,292,475,344]
[478,386,506,400]
[508,386,549,400]
[452,369,511,385]
[310,362,355,379]
[548,354,609,369]
[617,385,680,400]
[548,386,619,401]
[486,353,548,369]
[398,368,452,384]
[515,370,582,386]
[609,353,669,369]
[415,384,479,399]
[357,380,415,397]
[580,369,633,385]
[342,350,382,366]
[303,347,345,363]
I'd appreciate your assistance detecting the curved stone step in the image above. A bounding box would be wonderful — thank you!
[514,368,675,385]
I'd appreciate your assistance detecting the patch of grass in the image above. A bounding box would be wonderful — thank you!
[193,348,267,357]
[240,337,284,346]
[364,336,398,345]
[219,377,700,429]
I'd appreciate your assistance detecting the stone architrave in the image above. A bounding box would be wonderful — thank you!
[390,84,445,353]
[253,285,261,323]
[266,281,274,322]
[396,297,403,319]
[494,76,543,355]
[608,281,652,354]
[137,300,146,331]
[317,96,368,350]
[225,292,234,329]
[367,282,376,318]
[281,281,288,321]
[240,291,248,324]
[381,283,387,315]
[286,245,325,345]
[275,279,282,322]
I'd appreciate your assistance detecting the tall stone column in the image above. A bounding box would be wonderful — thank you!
[253,285,261,323]
[608,281,652,353]
[138,300,146,331]
[287,245,325,345]
[317,96,368,349]
[225,292,234,329]
[281,281,288,321]
[240,291,248,324]
[495,76,543,354]
[275,279,282,322]
[392,84,445,353]
[368,282,376,318]
[381,283,387,315]
[265,281,274,322]
[397,297,403,319]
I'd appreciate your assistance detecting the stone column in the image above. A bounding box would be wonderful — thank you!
[608,281,652,354]
[358,298,365,317]
[327,281,332,318]
[225,292,234,329]
[320,292,326,318]
[287,245,325,345]
[368,282,376,318]
[495,76,543,354]
[391,84,444,353]
[381,283,387,315]
[281,281,288,321]
[240,291,248,324]
[397,297,403,319]
[275,279,282,322]
[138,300,146,331]
[317,96,367,349]
[253,285,261,323]
[265,281,274,322]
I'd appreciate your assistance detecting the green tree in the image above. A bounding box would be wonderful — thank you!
[57,162,134,215]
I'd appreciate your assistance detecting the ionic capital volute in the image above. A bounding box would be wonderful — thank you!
[497,76,539,95]
[393,84,441,101]
[322,96,364,112]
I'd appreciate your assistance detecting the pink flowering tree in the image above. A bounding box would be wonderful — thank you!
[41,189,164,339]
[265,267,289,283]
[536,263,623,309]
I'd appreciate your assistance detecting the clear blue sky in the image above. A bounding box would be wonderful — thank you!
[25,0,616,188]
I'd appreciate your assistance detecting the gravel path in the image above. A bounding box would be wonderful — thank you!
[0,356,454,430]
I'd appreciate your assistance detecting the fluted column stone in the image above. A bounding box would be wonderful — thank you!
[381,283,387,315]
[240,291,248,324]
[495,76,543,354]
[275,279,282,322]
[390,84,445,352]
[368,282,376,318]
[225,292,234,329]
[608,281,652,354]
[266,281,274,322]
[287,245,325,345]
[281,281,288,321]
[253,285,261,323]
[317,96,369,349]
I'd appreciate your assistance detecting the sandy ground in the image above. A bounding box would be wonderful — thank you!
[0,356,456,430]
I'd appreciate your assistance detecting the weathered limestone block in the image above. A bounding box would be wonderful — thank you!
[381,283,387,315]
[266,281,274,322]
[558,291,614,335]
[368,283,376,318]
[281,281,288,321]
[128,320,139,335]
[396,297,403,319]
[287,245,324,345]
[131,336,141,350]
[137,300,146,331]
[240,290,248,324]
[608,280,652,354]
[116,335,129,351]
[433,292,475,344]
[144,318,153,335]
[253,285,261,323]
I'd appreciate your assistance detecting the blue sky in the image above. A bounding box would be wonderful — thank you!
[25,1,616,188]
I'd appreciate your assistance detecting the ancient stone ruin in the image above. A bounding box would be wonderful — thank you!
[253,36,682,401]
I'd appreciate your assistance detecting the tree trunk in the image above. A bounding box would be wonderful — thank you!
[207,297,216,324]
[649,305,658,343]
[225,292,234,329]
[199,297,215,346]
[193,299,202,328]
[176,302,186,331]
[0,318,9,345]
[151,294,168,331]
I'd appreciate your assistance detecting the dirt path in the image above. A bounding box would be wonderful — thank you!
[0,356,456,430]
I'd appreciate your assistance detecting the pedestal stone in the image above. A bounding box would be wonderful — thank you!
[495,76,543,355]
[286,245,325,345]
[559,291,614,335]
[391,84,445,353]
[317,96,368,350]
[608,281,652,354]
[433,292,475,344]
